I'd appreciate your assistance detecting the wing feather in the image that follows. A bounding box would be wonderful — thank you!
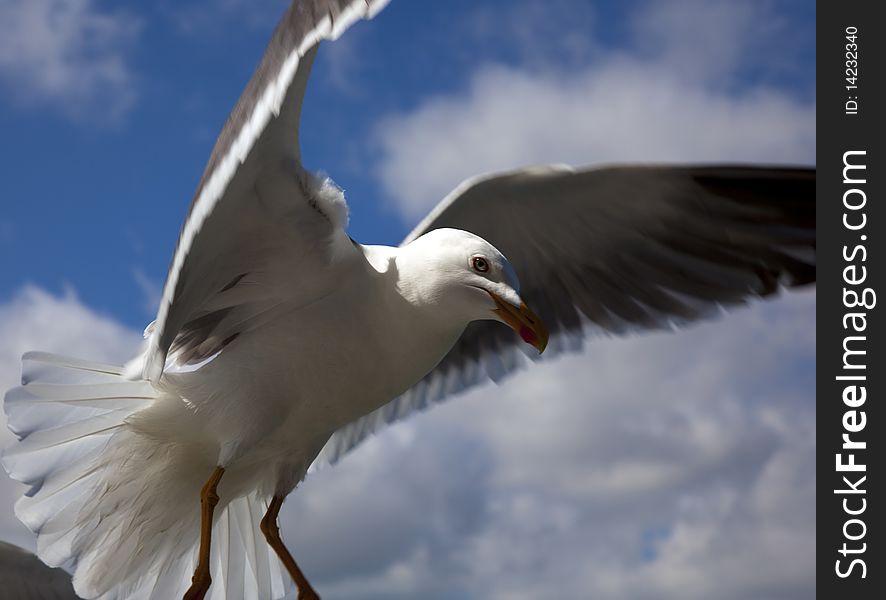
[0,542,78,600]
[143,0,390,381]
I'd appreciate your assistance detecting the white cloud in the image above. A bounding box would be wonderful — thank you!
[0,0,139,120]
[374,1,814,221]
[629,0,771,80]
[0,286,141,548]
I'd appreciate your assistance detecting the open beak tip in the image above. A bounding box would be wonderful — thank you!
[530,328,549,354]
[519,307,549,354]
[519,325,538,346]
[489,292,548,353]
[517,325,547,353]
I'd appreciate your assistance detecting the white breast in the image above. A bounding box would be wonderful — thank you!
[155,245,465,471]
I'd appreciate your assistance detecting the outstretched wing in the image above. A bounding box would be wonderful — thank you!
[141,0,390,381]
[318,164,815,464]
[0,542,78,599]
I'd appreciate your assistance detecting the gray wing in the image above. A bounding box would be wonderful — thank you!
[0,542,78,599]
[143,0,390,381]
[317,164,815,464]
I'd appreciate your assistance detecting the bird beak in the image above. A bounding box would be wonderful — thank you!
[488,292,549,353]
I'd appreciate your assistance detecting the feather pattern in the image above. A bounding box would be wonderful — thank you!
[145,0,390,382]
[4,353,293,600]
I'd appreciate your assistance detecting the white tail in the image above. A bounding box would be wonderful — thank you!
[2,352,291,600]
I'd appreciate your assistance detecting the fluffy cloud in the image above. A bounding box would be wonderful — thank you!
[0,0,139,120]
[0,286,141,548]
[374,0,814,221]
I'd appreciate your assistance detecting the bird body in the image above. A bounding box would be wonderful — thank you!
[4,218,524,599]
[138,229,503,485]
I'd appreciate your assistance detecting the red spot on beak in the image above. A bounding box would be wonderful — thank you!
[519,325,538,346]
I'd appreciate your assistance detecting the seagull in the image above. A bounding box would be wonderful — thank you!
[2,1,815,599]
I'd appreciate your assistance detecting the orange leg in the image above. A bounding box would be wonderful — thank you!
[261,495,320,600]
[183,466,225,600]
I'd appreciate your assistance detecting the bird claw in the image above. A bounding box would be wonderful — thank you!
[182,574,211,600]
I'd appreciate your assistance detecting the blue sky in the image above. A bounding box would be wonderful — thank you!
[1,1,815,598]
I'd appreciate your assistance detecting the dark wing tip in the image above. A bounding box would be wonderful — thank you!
[688,166,816,289]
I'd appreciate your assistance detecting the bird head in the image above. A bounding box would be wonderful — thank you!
[399,228,548,353]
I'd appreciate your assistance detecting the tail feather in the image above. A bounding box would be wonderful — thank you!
[217,494,290,600]
[21,352,125,384]
[2,352,293,599]
[219,508,247,598]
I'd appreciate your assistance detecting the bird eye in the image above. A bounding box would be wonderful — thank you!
[472,256,489,273]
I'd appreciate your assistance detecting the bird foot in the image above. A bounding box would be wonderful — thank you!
[183,574,211,600]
